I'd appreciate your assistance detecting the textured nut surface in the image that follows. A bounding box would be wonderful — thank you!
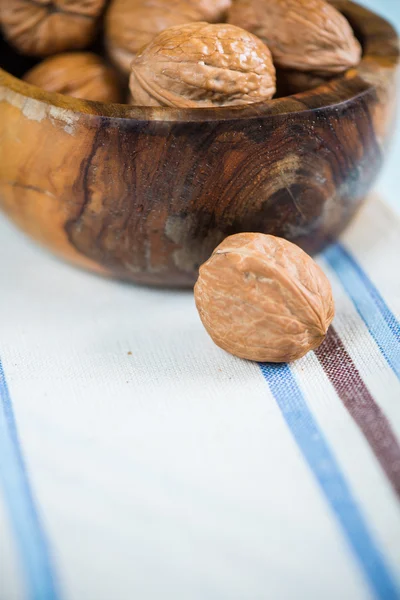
[228,0,361,74]
[23,52,122,103]
[0,0,105,56]
[106,0,231,75]
[129,22,276,108]
[194,233,335,362]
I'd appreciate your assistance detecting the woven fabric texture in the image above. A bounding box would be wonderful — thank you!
[0,195,400,600]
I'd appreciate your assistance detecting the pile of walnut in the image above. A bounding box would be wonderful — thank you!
[0,0,361,106]
[0,0,340,362]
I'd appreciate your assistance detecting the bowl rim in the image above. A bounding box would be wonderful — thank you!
[0,0,398,123]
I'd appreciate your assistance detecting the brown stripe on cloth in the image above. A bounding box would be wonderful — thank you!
[315,326,400,500]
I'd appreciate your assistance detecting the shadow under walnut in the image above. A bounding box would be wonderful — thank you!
[0,2,398,287]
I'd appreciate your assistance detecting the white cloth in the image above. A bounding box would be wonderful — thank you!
[0,194,400,600]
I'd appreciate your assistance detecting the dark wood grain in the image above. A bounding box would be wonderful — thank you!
[0,2,398,287]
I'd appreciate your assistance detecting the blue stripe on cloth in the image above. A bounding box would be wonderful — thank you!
[259,362,400,600]
[324,244,400,379]
[0,360,61,600]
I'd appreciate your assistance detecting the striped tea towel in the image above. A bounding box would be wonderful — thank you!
[0,195,400,600]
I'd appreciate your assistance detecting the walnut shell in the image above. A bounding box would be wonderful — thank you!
[194,233,335,363]
[228,0,361,75]
[129,22,276,108]
[0,0,106,56]
[23,52,123,103]
[105,0,231,76]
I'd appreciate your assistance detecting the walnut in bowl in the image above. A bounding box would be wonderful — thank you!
[23,52,122,103]
[228,0,361,74]
[0,0,106,56]
[106,0,232,76]
[0,2,398,286]
[129,22,276,108]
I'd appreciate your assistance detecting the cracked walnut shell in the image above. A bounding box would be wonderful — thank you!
[23,52,123,103]
[228,0,361,74]
[129,22,276,107]
[105,0,232,76]
[194,233,335,363]
[0,0,106,56]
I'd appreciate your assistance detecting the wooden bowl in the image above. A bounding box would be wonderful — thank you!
[0,2,398,287]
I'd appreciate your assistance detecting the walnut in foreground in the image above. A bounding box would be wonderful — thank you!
[106,0,231,76]
[194,233,335,363]
[0,0,106,57]
[24,53,122,103]
[129,22,276,108]
[228,0,361,74]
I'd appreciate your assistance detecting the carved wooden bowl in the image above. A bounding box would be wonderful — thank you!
[0,2,398,287]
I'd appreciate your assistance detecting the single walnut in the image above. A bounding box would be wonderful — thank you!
[23,52,122,103]
[106,0,231,76]
[0,0,105,56]
[194,233,335,362]
[228,0,361,75]
[129,22,276,108]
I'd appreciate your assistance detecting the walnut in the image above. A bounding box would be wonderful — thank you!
[194,233,335,362]
[228,0,361,75]
[129,22,276,108]
[23,52,123,103]
[105,0,231,76]
[0,0,106,56]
